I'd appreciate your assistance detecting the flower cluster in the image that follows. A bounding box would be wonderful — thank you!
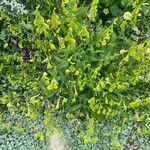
[0,0,28,14]
[123,11,132,21]
[11,35,31,61]
[134,27,141,35]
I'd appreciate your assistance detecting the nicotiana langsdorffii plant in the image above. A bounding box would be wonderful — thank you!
[0,0,150,146]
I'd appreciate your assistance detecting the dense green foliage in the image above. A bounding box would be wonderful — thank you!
[0,113,48,150]
[0,0,150,148]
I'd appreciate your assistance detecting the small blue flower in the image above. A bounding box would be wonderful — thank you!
[44,100,48,109]
[63,122,68,127]
[72,120,77,127]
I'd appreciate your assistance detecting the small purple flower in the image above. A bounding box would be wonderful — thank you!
[72,120,77,127]
[44,100,49,109]
[63,122,68,127]
[11,35,32,62]
[11,36,19,46]
[22,48,31,61]
[11,35,21,50]
[11,35,19,42]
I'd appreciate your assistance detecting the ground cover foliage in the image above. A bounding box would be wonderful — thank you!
[57,112,150,150]
[0,113,48,150]
[0,0,150,149]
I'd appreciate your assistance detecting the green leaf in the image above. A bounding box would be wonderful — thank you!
[121,0,133,6]
[88,98,95,105]
[145,97,150,104]
[110,139,121,149]
[130,99,141,108]
[110,4,122,17]
[34,15,44,26]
